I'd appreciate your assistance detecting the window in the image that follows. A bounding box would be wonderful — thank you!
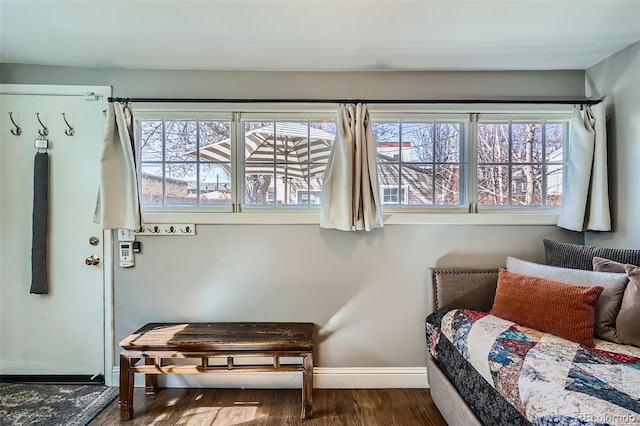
[138,117,232,208]
[240,119,335,208]
[476,118,567,208]
[135,107,570,223]
[372,119,466,208]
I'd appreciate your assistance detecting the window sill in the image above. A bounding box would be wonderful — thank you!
[141,211,560,226]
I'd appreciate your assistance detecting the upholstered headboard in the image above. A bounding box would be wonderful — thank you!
[430,268,500,311]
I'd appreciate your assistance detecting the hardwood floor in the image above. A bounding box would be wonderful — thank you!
[91,388,447,425]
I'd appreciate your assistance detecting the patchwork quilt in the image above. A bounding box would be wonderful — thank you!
[426,309,640,426]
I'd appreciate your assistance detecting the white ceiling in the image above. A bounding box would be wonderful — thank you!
[1,0,639,71]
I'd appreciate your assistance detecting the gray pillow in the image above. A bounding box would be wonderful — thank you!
[543,239,640,271]
[593,257,640,347]
[507,256,628,343]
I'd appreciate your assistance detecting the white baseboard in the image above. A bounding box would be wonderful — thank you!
[111,366,428,389]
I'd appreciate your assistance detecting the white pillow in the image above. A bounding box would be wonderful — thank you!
[506,256,628,343]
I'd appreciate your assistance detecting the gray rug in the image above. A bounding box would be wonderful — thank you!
[0,383,118,426]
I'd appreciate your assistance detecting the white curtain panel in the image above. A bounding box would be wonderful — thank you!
[95,102,142,230]
[557,104,611,231]
[320,103,383,231]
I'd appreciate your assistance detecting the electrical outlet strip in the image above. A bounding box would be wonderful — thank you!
[136,224,196,236]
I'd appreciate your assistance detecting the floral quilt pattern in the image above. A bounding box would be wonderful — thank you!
[428,309,640,426]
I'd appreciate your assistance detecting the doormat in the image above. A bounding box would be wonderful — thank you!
[0,383,118,426]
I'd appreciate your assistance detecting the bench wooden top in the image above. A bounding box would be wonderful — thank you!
[119,322,314,352]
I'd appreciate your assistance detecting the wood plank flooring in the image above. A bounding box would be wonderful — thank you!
[91,388,447,425]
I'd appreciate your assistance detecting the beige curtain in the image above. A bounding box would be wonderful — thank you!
[557,103,611,231]
[320,103,383,231]
[94,102,142,230]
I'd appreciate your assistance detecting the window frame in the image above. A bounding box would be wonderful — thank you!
[135,104,572,225]
[135,110,236,213]
[236,112,337,212]
[369,113,469,212]
[471,112,571,214]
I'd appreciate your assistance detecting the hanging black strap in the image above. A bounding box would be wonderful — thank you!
[30,152,49,295]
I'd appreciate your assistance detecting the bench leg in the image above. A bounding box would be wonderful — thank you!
[145,358,158,394]
[119,353,135,420]
[302,352,313,419]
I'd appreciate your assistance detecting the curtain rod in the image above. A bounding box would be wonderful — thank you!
[107,97,602,106]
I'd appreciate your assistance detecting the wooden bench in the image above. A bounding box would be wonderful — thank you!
[119,322,314,420]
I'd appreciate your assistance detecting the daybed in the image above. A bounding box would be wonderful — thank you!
[425,240,640,426]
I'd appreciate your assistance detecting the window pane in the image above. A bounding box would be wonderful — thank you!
[140,164,163,205]
[401,164,433,205]
[435,123,461,163]
[374,122,400,160]
[435,165,460,205]
[244,171,274,206]
[477,165,509,206]
[245,121,275,162]
[546,122,564,163]
[275,121,308,164]
[165,163,196,205]
[402,122,433,163]
[199,163,231,206]
[477,123,509,163]
[309,121,335,167]
[511,165,542,206]
[165,120,197,161]
[546,165,563,205]
[140,120,163,161]
[512,122,542,163]
[276,174,308,206]
[199,120,231,162]
[373,122,399,142]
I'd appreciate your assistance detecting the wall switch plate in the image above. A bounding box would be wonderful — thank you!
[135,224,196,236]
[117,229,136,242]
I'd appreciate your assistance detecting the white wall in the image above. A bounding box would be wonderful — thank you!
[120,224,578,369]
[0,65,586,380]
[0,65,584,101]
[585,41,640,248]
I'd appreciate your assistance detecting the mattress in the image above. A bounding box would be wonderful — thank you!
[426,308,640,426]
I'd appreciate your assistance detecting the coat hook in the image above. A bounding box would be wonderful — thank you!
[62,113,74,136]
[36,113,49,137]
[8,112,22,136]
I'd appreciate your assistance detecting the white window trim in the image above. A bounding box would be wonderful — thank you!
[142,210,560,225]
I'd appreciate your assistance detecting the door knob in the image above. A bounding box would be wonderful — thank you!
[85,255,100,266]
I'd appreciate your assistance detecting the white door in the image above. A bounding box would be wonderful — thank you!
[0,85,111,379]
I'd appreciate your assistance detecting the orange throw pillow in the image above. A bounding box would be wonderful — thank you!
[491,269,603,347]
